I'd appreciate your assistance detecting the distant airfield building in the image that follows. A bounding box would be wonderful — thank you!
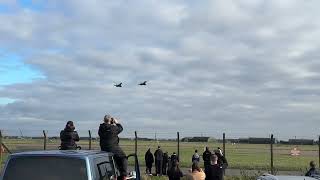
[181,137,210,142]
[238,137,276,144]
[288,139,314,145]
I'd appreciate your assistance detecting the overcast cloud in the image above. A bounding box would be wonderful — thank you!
[1,0,320,139]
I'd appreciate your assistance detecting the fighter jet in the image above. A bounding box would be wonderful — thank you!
[138,81,147,86]
[114,83,122,87]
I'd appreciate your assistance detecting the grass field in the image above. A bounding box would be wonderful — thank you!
[1,138,319,172]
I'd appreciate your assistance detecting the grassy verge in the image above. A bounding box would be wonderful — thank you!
[1,139,318,172]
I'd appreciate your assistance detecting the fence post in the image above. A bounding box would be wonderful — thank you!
[318,135,320,169]
[135,131,138,156]
[88,130,92,150]
[177,132,180,160]
[0,130,2,166]
[43,130,47,150]
[223,133,226,158]
[270,134,274,175]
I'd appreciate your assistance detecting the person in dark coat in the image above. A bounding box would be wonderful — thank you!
[214,149,228,175]
[167,160,183,180]
[60,121,79,150]
[162,151,169,175]
[171,152,179,164]
[154,146,164,176]
[202,147,212,175]
[99,115,127,180]
[145,148,154,174]
[305,161,320,177]
[205,154,223,180]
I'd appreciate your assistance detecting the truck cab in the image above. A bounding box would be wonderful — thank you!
[0,150,139,180]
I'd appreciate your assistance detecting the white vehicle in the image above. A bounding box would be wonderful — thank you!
[257,174,320,180]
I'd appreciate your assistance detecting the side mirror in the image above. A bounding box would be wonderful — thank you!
[126,171,137,180]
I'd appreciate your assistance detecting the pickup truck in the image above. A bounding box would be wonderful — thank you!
[0,150,140,180]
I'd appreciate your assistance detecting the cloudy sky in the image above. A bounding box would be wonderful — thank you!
[0,0,320,139]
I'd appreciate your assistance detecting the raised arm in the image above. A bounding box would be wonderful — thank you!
[115,123,123,134]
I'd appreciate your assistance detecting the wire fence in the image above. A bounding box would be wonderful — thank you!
[1,129,319,175]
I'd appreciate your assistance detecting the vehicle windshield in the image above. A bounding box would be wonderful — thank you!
[3,156,88,180]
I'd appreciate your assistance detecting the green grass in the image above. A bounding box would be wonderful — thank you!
[1,138,319,172]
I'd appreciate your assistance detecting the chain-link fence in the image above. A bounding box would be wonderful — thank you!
[1,129,319,175]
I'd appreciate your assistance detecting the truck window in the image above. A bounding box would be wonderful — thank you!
[3,156,88,180]
[94,157,115,180]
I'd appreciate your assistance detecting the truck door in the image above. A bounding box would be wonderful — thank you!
[93,156,116,180]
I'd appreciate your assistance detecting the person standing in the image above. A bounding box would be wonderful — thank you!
[305,161,320,177]
[60,121,79,150]
[171,152,179,164]
[167,160,183,180]
[145,148,154,175]
[163,151,169,175]
[154,146,164,176]
[186,162,206,180]
[99,115,127,180]
[214,149,228,175]
[202,147,212,175]
[205,154,223,180]
[192,149,200,163]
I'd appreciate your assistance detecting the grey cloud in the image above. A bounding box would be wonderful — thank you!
[1,1,320,139]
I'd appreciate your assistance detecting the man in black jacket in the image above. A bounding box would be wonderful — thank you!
[145,148,154,174]
[205,154,223,180]
[203,147,212,172]
[60,121,79,150]
[154,146,164,176]
[162,151,169,175]
[99,115,127,180]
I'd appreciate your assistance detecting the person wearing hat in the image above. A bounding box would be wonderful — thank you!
[60,121,80,150]
[99,115,127,180]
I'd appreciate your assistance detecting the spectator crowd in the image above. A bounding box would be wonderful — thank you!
[144,146,228,180]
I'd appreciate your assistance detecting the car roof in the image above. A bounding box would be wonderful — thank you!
[10,150,113,158]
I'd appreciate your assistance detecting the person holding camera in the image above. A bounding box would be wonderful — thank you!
[60,121,80,150]
[99,115,128,180]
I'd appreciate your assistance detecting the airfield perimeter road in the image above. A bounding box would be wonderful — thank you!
[128,166,303,176]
